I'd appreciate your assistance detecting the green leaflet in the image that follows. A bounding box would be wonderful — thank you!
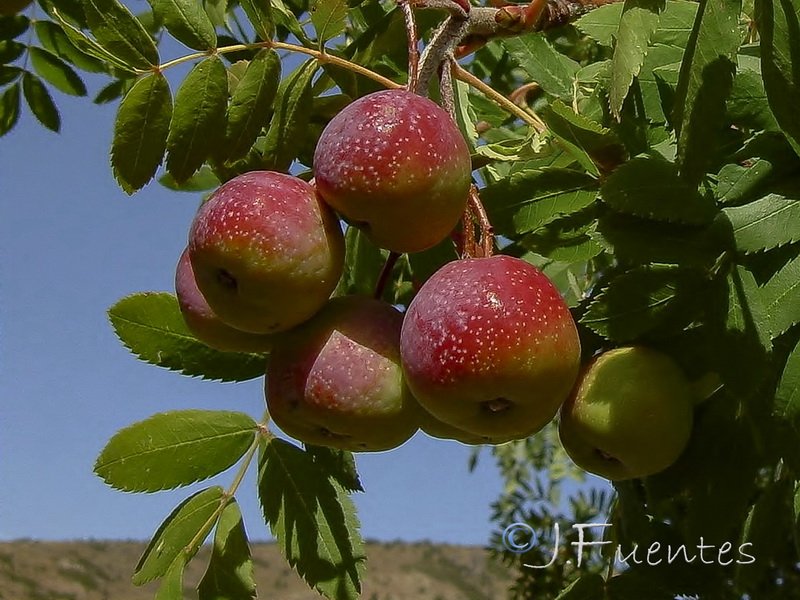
[94,409,257,493]
[609,0,665,118]
[224,48,281,162]
[33,20,106,74]
[28,45,87,96]
[600,156,717,225]
[21,71,60,131]
[541,100,626,176]
[133,487,225,585]
[0,82,20,136]
[483,167,599,236]
[580,264,701,341]
[575,0,697,48]
[197,500,258,600]
[240,0,274,41]
[154,555,186,600]
[673,0,742,184]
[756,0,800,155]
[774,340,800,431]
[111,72,172,194]
[258,438,366,600]
[147,0,217,51]
[759,254,800,338]
[312,0,348,46]
[165,55,228,184]
[261,58,317,172]
[501,34,579,101]
[334,226,388,298]
[107,292,267,382]
[80,0,159,70]
[723,188,800,253]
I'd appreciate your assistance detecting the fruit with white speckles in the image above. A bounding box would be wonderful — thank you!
[188,171,345,334]
[266,295,420,452]
[400,255,581,441]
[313,89,472,254]
[174,249,273,353]
[558,346,694,481]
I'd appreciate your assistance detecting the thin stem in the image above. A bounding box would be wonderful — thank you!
[400,1,421,92]
[154,42,402,91]
[469,185,494,257]
[182,426,268,555]
[373,252,401,299]
[452,63,547,132]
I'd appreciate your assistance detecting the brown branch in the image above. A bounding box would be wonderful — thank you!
[399,0,421,92]
[373,252,401,299]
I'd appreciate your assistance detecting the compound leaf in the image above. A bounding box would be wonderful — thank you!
[166,55,228,184]
[94,409,257,493]
[133,486,225,585]
[107,292,267,382]
[112,72,172,194]
[258,438,366,600]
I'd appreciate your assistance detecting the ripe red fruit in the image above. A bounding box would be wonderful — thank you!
[174,249,273,353]
[313,89,472,254]
[400,255,581,441]
[266,295,420,452]
[188,171,345,334]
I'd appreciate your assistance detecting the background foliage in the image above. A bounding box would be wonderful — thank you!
[3,0,800,597]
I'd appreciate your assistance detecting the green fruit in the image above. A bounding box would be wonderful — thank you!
[558,346,694,481]
[266,295,420,452]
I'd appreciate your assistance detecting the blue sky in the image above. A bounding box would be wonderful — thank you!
[0,68,522,546]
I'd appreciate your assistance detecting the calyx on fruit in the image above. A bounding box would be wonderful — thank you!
[174,249,273,353]
[187,171,344,334]
[266,295,420,452]
[400,255,581,442]
[558,346,694,481]
[313,89,472,254]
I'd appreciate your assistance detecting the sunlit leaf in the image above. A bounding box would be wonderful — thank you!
[112,72,172,194]
[107,292,267,382]
[133,487,225,585]
[94,409,257,493]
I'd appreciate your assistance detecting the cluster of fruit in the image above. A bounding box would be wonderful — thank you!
[175,89,694,481]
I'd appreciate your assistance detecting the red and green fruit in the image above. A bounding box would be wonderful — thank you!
[400,255,581,441]
[266,295,420,452]
[188,171,345,335]
[558,346,695,481]
[313,89,472,254]
[174,249,273,353]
